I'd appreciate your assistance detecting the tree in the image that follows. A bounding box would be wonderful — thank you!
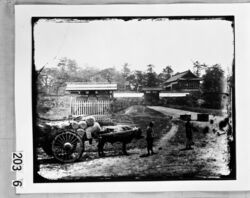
[145,64,159,87]
[121,63,131,79]
[147,64,154,73]
[163,66,173,79]
[54,58,73,94]
[80,67,101,82]
[125,70,147,91]
[37,57,82,95]
[201,64,225,109]
[37,67,58,94]
[134,70,146,90]
[126,73,136,90]
[193,61,207,77]
[99,68,116,83]
[158,65,174,84]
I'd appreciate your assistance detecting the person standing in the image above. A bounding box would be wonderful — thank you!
[146,122,155,155]
[185,117,193,150]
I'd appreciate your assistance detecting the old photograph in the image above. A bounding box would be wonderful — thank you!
[32,16,235,183]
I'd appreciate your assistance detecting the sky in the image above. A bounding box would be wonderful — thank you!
[34,18,234,74]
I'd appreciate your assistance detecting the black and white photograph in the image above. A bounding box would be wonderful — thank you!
[32,16,235,182]
[16,4,250,193]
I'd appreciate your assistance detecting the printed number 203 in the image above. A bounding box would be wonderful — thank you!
[12,152,23,172]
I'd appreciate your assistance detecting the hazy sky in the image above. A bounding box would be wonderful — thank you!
[34,18,234,74]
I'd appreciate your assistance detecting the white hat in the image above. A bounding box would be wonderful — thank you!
[86,116,95,126]
[79,121,87,129]
[71,121,79,129]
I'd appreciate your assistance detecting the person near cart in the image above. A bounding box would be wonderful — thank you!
[146,121,155,155]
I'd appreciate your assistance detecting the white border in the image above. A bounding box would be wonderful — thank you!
[15,4,250,193]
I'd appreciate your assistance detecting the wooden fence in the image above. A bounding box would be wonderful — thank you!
[70,98,111,116]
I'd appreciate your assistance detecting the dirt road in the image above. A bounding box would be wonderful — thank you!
[148,106,203,120]
[147,106,230,178]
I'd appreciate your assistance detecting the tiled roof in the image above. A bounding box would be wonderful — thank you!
[164,70,200,84]
[164,70,190,84]
[66,82,117,91]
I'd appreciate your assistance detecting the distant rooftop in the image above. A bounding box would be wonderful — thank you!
[165,70,190,83]
[66,82,117,91]
[164,70,200,84]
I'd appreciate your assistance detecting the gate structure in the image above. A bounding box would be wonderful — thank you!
[70,98,111,116]
[66,82,117,116]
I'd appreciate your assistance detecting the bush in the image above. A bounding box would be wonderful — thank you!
[160,92,202,107]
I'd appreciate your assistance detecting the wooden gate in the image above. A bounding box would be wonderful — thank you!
[70,98,111,116]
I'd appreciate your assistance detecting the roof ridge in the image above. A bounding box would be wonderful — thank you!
[164,70,195,84]
[66,82,117,84]
[172,70,190,76]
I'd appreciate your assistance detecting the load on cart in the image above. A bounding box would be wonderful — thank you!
[37,115,142,163]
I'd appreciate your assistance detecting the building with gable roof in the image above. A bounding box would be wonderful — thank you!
[163,70,201,92]
[65,82,117,100]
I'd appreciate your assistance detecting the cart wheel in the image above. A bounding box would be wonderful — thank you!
[52,131,84,163]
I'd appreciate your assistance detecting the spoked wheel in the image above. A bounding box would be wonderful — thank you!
[52,131,84,163]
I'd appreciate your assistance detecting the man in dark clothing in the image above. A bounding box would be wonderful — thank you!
[185,118,193,149]
[146,122,155,155]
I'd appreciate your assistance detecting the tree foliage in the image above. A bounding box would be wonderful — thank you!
[158,65,174,84]
[193,61,207,77]
[145,64,159,87]
[121,63,131,79]
[37,57,227,106]
[37,58,131,94]
[201,64,225,109]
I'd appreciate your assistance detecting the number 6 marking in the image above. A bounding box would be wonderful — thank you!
[12,180,22,187]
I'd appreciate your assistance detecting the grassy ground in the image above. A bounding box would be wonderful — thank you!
[165,120,230,178]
